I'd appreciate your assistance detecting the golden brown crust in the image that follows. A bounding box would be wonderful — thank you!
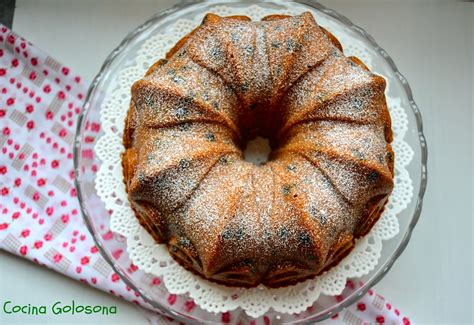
[320,26,343,52]
[122,12,394,288]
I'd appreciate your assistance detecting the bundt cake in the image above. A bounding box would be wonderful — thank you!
[122,12,394,288]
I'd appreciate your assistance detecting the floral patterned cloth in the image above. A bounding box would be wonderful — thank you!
[0,24,411,325]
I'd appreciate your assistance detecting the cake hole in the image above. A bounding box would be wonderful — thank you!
[243,136,271,166]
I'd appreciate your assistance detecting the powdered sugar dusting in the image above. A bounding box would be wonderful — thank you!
[122,12,394,287]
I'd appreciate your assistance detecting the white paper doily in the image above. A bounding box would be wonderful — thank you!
[95,5,414,318]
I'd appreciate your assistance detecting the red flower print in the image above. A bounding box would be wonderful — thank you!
[0,68,5,76]
[34,241,43,249]
[31,57,38,66]
[61,214,69,223]
[91,122,100,132]
[51,160,59,168]
[14,178,21,187]
[357,303,366,311]
[19,245,28,256]
[1,187,9,196]
[403,317,411,325]
[167,294,177,306]
[0,223,8,230]
[26,120,34,129]
[61,67,70,75]
[184,300,195,312]
[80,256,90,265]
[6,97,14,105]
[21,229,30,238]
[111,273,120,282]
[53,254,63,263]
[128,264,138,272]
[0,166,7,174]
[112,249,123,260]
[45,206,54,216]
[102,231,113,240]
[376,316,385,324]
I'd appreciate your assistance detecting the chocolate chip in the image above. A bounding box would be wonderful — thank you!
[175,106,188,118]
[368,171,379,182]
[178,237,191,247]
[205,132,216,142]
[278,228,288,240]
[319,211,327,225]
[179,159,190,169]
[219,155,228,165]
[282,184,291,196]
[287,164,296,172]
[143,95,156,108]
[221,229,232,241]
[172,75,185,84]
[351,98,363,110]
[298,232,311,246]
[178,123,191,131]
[235,229,244,241]
[271,41,281,49]
[210,47,223,60]
[287,38,296,52]
[138,172,146,184]
[240,82,250,92]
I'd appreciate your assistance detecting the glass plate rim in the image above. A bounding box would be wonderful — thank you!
[73,0,428,323]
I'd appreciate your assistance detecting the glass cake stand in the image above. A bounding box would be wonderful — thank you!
[74,1,428,323]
